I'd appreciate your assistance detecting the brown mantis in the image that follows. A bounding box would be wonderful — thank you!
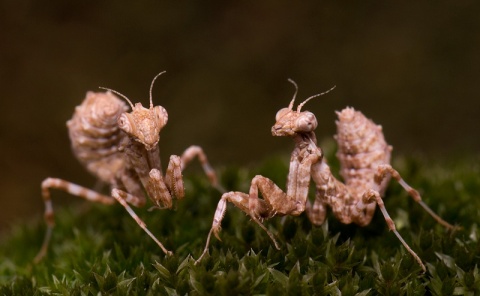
[34,71,223,263]
[196,80,456,271]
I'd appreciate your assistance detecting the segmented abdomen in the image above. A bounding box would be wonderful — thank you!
[334,107,392,194]
[67,91,128,184]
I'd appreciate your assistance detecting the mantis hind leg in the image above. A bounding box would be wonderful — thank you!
[375,164,456,230]
[35,178,115,263]
[360,188,426,273]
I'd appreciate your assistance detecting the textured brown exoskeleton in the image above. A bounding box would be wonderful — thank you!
[35,72,223,263]
[197,80,455,271]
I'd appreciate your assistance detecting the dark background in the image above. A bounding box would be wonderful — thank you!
[1,1,479,233]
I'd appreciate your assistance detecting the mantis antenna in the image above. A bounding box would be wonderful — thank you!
[149,71,167,109]
[287,78,299,110]
[297,85,336,112]
[99,87,135,110]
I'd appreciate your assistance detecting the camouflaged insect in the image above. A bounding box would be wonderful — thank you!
[197,80,456,272]
[35,72,223,263]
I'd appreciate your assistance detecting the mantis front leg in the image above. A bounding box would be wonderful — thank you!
[196,149,321,263]
[149,145,224,207]
[195,177,283,264]
[109,154,188,256]
[115,144,223,256]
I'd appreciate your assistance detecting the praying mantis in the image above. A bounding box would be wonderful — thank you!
[36,74,456,272]
[35,72,223,262]
[196,80,456,272]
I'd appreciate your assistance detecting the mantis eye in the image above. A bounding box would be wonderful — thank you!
[295,112,317,132]
[275,108,290,121]
[118,113,132,133]
[153,106,168,126]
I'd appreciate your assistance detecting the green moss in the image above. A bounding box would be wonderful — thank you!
[1,151,479,295]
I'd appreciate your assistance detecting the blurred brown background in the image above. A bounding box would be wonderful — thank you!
[0,1,479,233]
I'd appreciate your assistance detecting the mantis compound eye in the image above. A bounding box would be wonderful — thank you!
[153,106,168,127]
[118,113,133,133]
[295,112,317,132]
[275,108,290,121]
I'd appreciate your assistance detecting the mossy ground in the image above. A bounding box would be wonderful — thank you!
[1,146,479,295]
